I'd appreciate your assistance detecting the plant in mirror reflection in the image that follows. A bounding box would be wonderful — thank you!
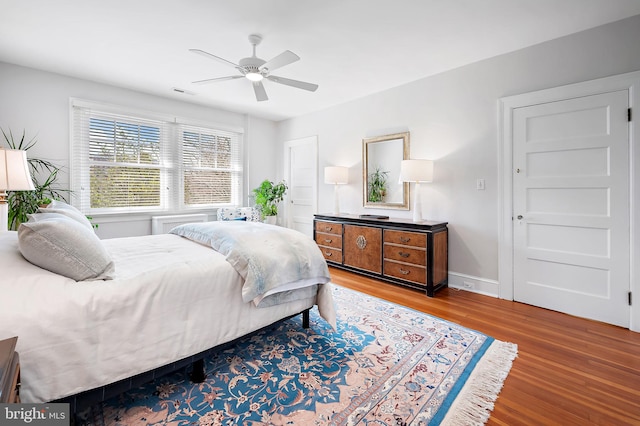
[367,166,388,202]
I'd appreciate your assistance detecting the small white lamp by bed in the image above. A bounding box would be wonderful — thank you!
[324,166,348,215]
[0,148,35,232]
[400,159,433,222]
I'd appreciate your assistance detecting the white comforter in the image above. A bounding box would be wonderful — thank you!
[170,221,331,307]
[0,231,335,403]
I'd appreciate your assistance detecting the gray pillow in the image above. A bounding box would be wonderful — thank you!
[38,200,93,230]
[18,216,115,281]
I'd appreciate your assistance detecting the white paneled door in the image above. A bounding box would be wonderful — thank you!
[513,90,630,327]
[284,136,318,237]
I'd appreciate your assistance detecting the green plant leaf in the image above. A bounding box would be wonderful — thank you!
[252,179,288,218]
[2,128,70,230]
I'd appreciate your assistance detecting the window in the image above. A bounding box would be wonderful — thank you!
[181,125,240,206]
[71,101,243,214]
[88,117,162,209]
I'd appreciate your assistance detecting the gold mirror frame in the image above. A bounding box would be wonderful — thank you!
[363,132,409,210]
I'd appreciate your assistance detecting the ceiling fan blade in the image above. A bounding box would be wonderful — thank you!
[267,75,318,92]
[189,48,239,68]
[253,81,268,102]
[259,50,299,73]
[192,75,244,85]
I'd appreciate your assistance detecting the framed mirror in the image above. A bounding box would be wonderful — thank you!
[363,132,409,210]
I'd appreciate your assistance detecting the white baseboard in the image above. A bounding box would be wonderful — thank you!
[448,272,500,298]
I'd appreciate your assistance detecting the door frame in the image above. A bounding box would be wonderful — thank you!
[283,135,318,230]
[498,70,640,331]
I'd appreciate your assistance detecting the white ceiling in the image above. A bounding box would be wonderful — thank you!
[2,0,640,121]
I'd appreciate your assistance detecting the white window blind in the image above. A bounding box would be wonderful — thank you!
[179,124,242,207]
[71,102,243,214]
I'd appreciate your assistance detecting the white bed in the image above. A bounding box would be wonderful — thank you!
[0,225,334,405]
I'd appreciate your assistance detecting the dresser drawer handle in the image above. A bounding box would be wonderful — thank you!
[356,235,367,249]
[400,237,411,243]
[398,251,410,258]
[324,251,333,257]
[324,238,333,243]
[324,226,333,232]
[399,268,410,275]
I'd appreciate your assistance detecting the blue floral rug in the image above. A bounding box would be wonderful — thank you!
[92,286,517,425]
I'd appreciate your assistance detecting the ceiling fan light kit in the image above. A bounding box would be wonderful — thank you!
[190,34,318,102]
[245,72,263,82]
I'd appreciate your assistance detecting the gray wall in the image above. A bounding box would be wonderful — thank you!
[0,63,278,238]
[276,14,640,293]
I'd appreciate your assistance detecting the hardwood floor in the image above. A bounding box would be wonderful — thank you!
[328,267,640,425]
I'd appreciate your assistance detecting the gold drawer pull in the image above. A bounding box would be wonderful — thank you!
[324,238,333,243]
[399,268,410,275]
[400,237,411,243]
[324,251,333,257]
[324,226,333,232]
[398,252,410,258]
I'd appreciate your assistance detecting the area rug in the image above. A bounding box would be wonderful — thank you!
[91,285,517,425]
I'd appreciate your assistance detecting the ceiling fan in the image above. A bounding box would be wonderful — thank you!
[190,34,318,102]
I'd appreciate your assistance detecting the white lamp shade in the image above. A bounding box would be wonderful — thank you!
[400,159,434,183]
[0,149,35,191]
[324,166,349,184]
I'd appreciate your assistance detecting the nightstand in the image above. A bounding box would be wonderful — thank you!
[0,336,20,403]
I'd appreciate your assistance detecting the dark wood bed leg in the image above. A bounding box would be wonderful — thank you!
[302,308,310,329]
[189,358,206,383]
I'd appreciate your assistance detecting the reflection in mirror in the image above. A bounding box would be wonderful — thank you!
[363,132,409,210]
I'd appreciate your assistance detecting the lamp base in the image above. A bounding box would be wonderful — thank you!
[412,182,422,222]
[332,184,341,215]
[0,198,9,232]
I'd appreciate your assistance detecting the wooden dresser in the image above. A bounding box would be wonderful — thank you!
[0,336,20,403]
[314,214,448,296]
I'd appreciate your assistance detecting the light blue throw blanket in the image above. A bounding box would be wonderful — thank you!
[170,221,331,307]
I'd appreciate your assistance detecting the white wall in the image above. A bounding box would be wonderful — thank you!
[0,62,279,238]
[245,115,278,206]
[276,14,640,293]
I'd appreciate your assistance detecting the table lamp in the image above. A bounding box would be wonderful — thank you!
[1,149,35,232]
[324,166,348,215]
[400,159,433,222]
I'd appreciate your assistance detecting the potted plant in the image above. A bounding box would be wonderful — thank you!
[253,179,287,224]
[2,129,70,230]
[368,166,389,202]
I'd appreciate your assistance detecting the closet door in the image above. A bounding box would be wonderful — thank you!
[512,90,630,327]
[284,136,317,237]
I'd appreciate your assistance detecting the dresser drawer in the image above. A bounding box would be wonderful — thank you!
[384,260,426,286]
[315,221,342,235]
[315,232,342,249]
[344,225,382,273]
[319,246,343,263]
[383,244,426,266]
[384,229,426,248]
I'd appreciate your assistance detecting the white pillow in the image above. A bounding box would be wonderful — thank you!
[18,215,115,281]
[28,212,81,225]
[38,200,93,230]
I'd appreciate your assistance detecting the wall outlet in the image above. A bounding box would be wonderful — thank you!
[476,179,485,190]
